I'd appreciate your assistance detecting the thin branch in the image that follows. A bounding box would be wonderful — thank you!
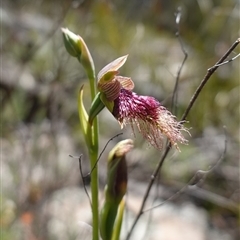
[143,126,227,213]
[185,186,238,212]
[140,171,161,240]
[87,133,123,176]
[79,155,92,206]
[171,7,188,115]
[126,144,171,240]
[69,154,92,206]
[126,39,240,240]
[69,133,123,207]
[208,53,240,69]
[181,38,240,122]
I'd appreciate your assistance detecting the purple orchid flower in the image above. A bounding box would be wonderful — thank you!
[97,55,189,151]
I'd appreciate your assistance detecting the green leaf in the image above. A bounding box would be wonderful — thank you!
[111,199,125,240]
[89,92,105,125]
[78,85,90,145]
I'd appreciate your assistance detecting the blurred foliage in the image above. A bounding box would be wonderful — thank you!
[1,0,239,239]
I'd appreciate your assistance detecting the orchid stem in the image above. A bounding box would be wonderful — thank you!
[86,69,99,240]
[62,29,100,240]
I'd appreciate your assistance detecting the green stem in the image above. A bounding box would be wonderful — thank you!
[63,29,100,239]
[87,69,99,240]
[89,141,99,240]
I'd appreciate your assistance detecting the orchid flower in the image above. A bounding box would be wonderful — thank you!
[90,55,188,151]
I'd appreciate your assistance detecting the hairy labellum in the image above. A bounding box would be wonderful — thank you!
[97,55,189,151]
[113,89,188,151]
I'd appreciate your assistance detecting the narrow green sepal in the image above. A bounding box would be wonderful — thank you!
[100,93,114,113]
[89,92,105,125]
[78,86,90,146]
[111,199,125,240]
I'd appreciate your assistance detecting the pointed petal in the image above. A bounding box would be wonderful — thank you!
[98,55,128,81]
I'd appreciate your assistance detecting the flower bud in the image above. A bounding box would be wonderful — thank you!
[106,139,133,201]
[62,28,82,57]
[62,28,95,78]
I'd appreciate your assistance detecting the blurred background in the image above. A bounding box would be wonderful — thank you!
[1,0,239,240]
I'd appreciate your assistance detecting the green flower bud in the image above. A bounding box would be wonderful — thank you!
[107,139,133,201]
[62,28,82,57]
[62,28,95,79]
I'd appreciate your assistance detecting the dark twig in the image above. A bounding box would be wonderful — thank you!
[141,171,161,240]
[87,133,123,176]
[181,38,240,122]
[126,144,171,240]
[126,39,240,240]
[208,53,240,69]
[78,155,92,206]
[69,154,92,206]
[171,7,188,115]
[185,186,238,212]
[69,133,123,207]
[143,126,228,213]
